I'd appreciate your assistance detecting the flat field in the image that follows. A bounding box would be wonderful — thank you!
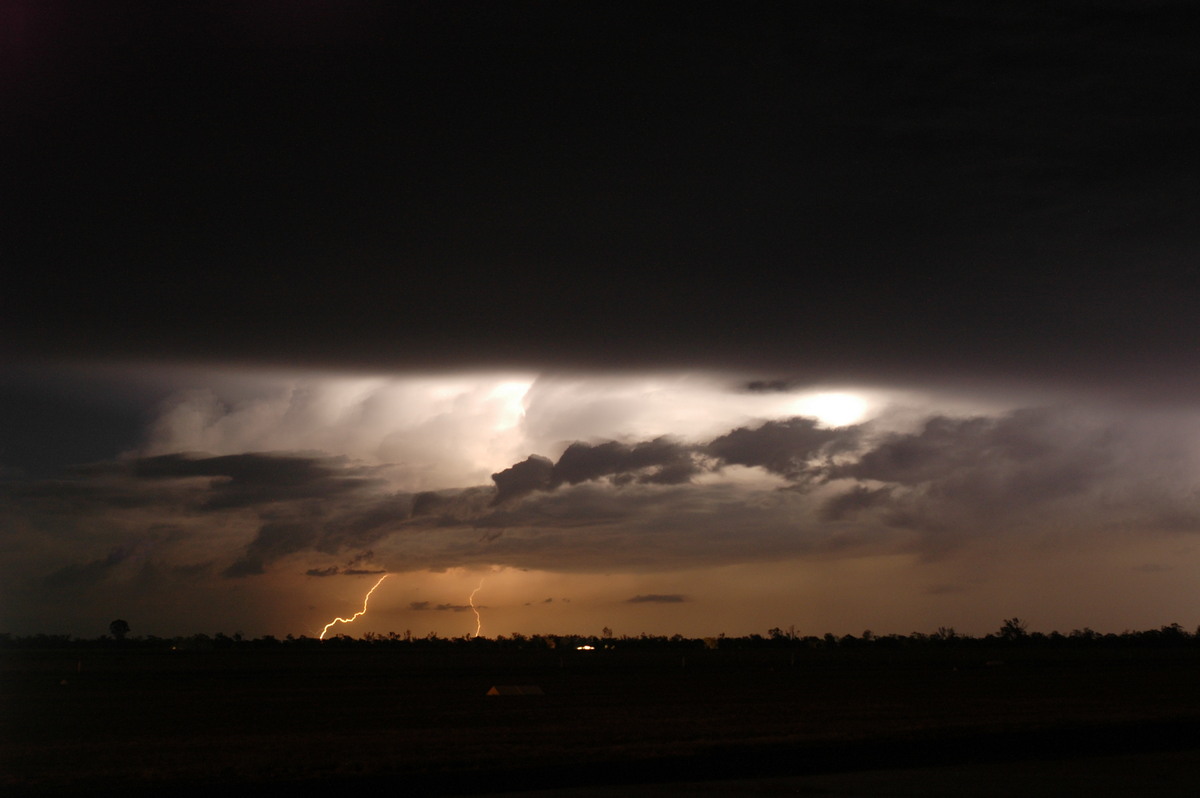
[5,643,1200,795]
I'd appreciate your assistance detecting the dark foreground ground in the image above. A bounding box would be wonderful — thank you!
[5,644,1200,795]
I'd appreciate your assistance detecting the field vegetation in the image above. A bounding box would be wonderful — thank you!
[5,621,1200,795]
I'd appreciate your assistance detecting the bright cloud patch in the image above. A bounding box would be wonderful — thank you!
[789,392,870,427]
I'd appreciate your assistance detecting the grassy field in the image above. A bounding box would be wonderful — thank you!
[5,643,1200,795]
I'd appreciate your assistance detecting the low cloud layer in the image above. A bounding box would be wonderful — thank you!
[8,403,1199,590]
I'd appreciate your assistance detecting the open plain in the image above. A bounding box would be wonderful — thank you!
[5,640,1200,795]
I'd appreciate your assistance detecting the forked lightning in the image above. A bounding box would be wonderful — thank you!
[319,574,390,639]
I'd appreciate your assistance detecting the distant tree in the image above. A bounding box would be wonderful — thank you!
[601,626,613,639]
[999,617,1028,641]
[109,619,130,641]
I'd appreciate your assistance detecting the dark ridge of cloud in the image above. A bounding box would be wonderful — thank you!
[316,494,411,552]
[346,550,375,567]
[707,417,851,479]
[831,408,1119,513]
[626,594,688,603]
[833,410,1075,486]
[306,566,340,577]
[820,485,895,522]
[486,419,856,510]
[833,416,995,485]
[409,601,471,612]
[411,487,495,520]
[743,380,792,393]
[411,491,449,517]
[224,521,319,578]
[473,483,644,530]
[491,454,554,505]
[490,441,700,506]
[343,568,387,576]
[130,452,381,510]
[5,476,185,511]
[552,437,700,487]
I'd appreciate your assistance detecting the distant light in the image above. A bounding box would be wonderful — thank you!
[576,644,595,651]
[487,379,533,431]
[790,392,869,427]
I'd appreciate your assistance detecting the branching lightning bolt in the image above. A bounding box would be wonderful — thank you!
[469,577,484,638]
[319,574,390,640]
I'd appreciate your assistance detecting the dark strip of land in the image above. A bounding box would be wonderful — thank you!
[5,644,1200,795]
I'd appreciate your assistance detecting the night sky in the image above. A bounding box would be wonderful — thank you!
[5,1,1200,640]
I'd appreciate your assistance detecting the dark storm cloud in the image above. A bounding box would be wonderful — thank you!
[224,521,320,577]
[319,494,413,550]
[626,594,688,604]
[409,602,471,613]
[4,475,183,511]
[8,2,1200,390]
[457,406,1200,569]
[706,418,851,480]
[554,438,699,487]
[819,485,895,522]
[490,455,555,505]
[830,409,1119,512]
[487,422,848,506]
[132,453,382,509]
[2,451,412,580]
[411,487,494,521]
[5,451,402,580]
[743,380,793,393]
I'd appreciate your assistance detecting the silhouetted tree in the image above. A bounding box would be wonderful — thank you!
[999,617,1028,641]
[108,619,130,641]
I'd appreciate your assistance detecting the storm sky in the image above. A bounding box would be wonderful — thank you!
[5,1,1200,639]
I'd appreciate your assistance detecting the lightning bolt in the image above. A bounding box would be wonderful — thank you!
[469,577,484,638]
[319,574,390,640]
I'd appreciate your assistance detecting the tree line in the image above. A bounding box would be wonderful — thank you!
[3,618,1200,651]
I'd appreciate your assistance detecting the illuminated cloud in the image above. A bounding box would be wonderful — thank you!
[4,364,1200,638]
